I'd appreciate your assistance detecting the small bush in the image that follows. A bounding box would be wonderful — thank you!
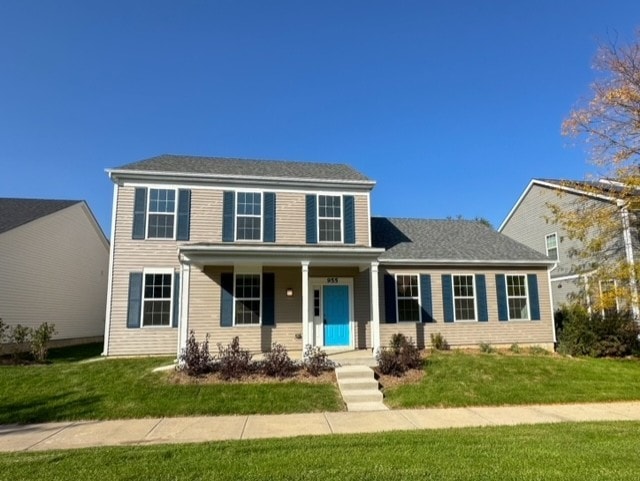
[30,322,57,363]
[509,343,521,354]
[262,343,297,378]
[430,332,450,351]
[0,318,7,345]
[479,342,495,354]
[377,333,422,376]
[557,305,640,357]
[303,345,335,376]
[217,336,253,380]
[528,345,549,356]
[8,324,31,362]
[179,331,213,376]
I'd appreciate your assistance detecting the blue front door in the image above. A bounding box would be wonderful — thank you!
[323,285,350,346]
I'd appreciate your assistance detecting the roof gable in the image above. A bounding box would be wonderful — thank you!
[0,198,81,235]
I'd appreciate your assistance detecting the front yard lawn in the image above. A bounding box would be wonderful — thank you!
[384,350,640,408]
[0,344,343,424]
[1,421,638,480]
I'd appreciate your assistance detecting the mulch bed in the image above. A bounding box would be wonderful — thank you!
[167,368,336,385]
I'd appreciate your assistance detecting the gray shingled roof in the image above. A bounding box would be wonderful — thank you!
[0,198,80,235]
[111,154,372,183]
[372,217,551,263]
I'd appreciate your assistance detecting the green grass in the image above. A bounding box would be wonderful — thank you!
[385,350,640,408]
[1,422,638,480]
[0,344,343,424]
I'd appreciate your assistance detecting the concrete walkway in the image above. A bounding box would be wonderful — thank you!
[1,401,639,453]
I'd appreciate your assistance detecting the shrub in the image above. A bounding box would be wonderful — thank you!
[528,345,549,356]
[0,318,7,345]
[217,336,253,380]
[509,343,521,354]
[303,345,335,376]
[262,343,297,378]
[30,322,57,363]
[9,324,31,362]
[376,333,422,376]
[479,342,495,354]
[557,305,640,357]
[430,332,450,351]
[179,331,214,376]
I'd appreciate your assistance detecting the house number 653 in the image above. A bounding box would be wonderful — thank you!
[327,277,338,284]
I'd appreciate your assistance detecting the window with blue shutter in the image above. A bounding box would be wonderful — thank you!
[475,274,488,322]
[222,192,235,242]
[263,193,276,242]
[420,274,434,322]
[176,190,191,241]
[528,274,541,320]
[132,188,147,239]
[220,272,234,326]
[384,274,397,323]
[496,274,508,321]
[442,275,454,322]
[127,272,143,328]
[306,195,317,244]
[344,195,355,244]
[262,273,275,326]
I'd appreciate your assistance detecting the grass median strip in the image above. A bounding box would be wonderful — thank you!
[1,421,639,480]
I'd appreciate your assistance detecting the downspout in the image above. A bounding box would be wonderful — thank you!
[102,181,119,356]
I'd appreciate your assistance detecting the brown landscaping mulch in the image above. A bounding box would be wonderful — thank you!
[375,368,425,389]
[167,369,336,385]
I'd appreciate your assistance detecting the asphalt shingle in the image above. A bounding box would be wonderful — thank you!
[0,198,80,235]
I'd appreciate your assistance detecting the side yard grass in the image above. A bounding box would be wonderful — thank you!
[383,349,640,408]
[0,344,343,424]
[1,421,639,480]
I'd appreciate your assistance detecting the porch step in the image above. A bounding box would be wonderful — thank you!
[335,365,387,412]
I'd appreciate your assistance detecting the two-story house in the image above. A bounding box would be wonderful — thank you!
[499,178,640,316]
[103,155,556,357]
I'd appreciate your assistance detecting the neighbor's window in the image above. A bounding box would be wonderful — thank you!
[396,275,420,322]
[599,280,619,318]
[142,272,173,326]
[453,275,476,321]
[318,195,342,242]
[147,189,176,238]
[236,192,262,241]
[506,275,529,320]
[545,233,558,260]
[235,274,261,325]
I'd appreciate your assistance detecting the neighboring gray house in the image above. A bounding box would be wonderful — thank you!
[103,155,556,357]
[499,179,639,315]
[0,198,109,348]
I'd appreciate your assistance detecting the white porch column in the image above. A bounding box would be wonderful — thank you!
[370,261,381,355]
[301,261,310,354]
[620,206,640,318]
[177,261,191,360]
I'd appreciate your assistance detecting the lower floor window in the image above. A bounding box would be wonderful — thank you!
[143,273,172,326]
[453,275,476,321]
[396,275,420,322]
[507,275,529,320]
[235,274,261,325]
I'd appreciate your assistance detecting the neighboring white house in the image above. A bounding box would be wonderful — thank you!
[0,198,109,349]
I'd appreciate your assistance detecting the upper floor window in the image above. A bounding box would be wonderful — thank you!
[142,272,173,326]
[545,233,558,260]
[318,195,342,242]
[396,275,420,322]
[235,274,261,325]
[453,275,476,321]
[236,192,262,241]
[147,189,176,239]
[506,275,529,320]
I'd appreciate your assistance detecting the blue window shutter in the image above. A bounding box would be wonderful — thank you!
[420,274,434,323]
[127,272,143,328]
[176,190,191,241]
[132,188,147,239]
[222,191,235,242]
[475,274,488,322]
[264,192,276,243]
[306,194,317,244]
[496,274,508,321]
[442,275,454,323]
[262,272,275,326]
[384,274,397,323]
[344,195,355,244]
[172,272,180,328]
[220,272,234,327]
[528,274,541,320]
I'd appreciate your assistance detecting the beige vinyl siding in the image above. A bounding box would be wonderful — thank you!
[275,192,306,244]
[354,194,370,246]
[379,265,554,349]
[0,203,108,341]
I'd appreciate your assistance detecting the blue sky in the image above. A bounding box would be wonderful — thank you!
[1,1,639,236]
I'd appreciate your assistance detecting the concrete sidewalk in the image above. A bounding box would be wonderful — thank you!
[1,401,639,453]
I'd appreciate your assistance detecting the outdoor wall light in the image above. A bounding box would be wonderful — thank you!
[286,288,294,297]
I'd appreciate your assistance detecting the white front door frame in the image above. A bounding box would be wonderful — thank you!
[309,277,355,349]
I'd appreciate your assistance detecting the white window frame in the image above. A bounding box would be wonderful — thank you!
[233,272,262,326]
[545,232,558,261]
[599,279,619,318]
[235,191,263,242]
[146,188,178,240]
[141,268,174,328]
[452,274,477,322]
[317,194,343,243]
[395,274,421,323]
[506,274,530,320]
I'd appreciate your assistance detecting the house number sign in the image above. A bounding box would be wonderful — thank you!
[326,277,339,284]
